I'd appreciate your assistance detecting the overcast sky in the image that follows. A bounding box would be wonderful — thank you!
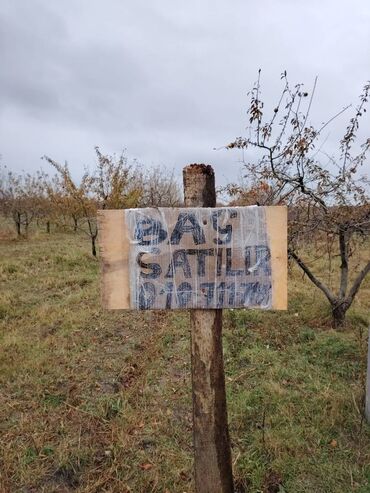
[1,0,369,187]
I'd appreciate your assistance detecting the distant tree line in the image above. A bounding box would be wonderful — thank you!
[0,147,181,256]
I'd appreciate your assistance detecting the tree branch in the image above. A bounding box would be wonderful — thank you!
[288,248,335,304]
[346,260,370,306]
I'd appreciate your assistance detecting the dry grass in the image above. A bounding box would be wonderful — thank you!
[0,228,369,492]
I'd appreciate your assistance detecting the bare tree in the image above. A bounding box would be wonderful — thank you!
[0,165,43,237]
[137,165,182,207]
[226,72,370,328]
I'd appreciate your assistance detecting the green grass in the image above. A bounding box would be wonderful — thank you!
[0,229,369,492]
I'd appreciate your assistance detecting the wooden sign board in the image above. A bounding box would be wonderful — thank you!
[98,206,287,310]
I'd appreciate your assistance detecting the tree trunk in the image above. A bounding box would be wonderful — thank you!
[46,221,50,234]
[331,301,348,329]
[73,216,78,233]
[338,228,349,299]
[288,249,361,330]
[16,219,21,237]
[91,235,97,257]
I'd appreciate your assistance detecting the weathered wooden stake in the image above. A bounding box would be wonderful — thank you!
[366,326,370,424]
[183,164,234,493]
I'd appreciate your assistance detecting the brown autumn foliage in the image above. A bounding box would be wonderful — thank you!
[43,148,181,256]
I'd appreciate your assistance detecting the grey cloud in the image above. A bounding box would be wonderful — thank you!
[0,0,369,187]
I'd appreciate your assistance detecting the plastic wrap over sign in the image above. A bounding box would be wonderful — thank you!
[126,207,271,309]
[98,206,287,310]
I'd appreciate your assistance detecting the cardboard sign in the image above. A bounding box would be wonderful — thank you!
[98,206,287,310]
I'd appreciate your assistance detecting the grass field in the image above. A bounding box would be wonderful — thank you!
[0,228,369,492]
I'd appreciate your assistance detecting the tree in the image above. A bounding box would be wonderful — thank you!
[137,165,181,207]
[41,172,79,233]
[92,147,142,209]
[43,147,143,256]
[226,72,370,328]
[43,157,99,256]
[0,165,43,237]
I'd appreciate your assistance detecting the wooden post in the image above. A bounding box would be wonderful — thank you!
[183,164,234,493]
[366,326,370,424]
